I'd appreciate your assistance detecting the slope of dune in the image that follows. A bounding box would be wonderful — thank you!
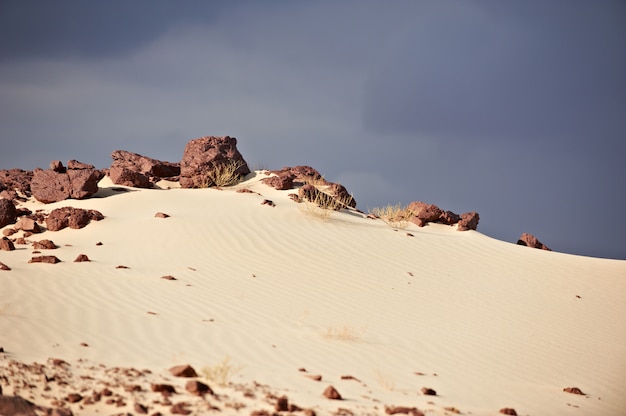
[1,172,625,415]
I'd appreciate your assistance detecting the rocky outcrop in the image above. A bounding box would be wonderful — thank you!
[457,211,480,231]
[0,169,33,200]
[408,202,444,227]
[109,150,180,188]
[45,207,104,231]
[179,136,250,188]
[517,233,551,251]
[31,160,104,203]
[0,198,17,228]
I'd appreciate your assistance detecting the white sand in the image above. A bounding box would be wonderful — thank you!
[1,172,625,415]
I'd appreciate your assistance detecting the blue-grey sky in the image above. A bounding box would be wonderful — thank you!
[1,0,624,259]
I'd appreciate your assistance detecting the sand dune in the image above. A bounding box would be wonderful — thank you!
[1,173,625,415]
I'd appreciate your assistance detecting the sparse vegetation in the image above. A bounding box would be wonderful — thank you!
[369,204,415,229]
[197,160,247,188]
[321,324,367,341]
[201,356,244,387]
[299,184,354,221]
[373,369,396,391]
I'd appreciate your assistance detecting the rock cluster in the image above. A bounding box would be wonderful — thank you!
[31,160,104,203]
[406,201,479,231]
[180,136,250,188]
[45,207,104,231]
[0,169,33,200]
[109,150,180,188]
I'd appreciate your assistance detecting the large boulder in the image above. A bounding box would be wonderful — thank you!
[408,201,444,227]
[517,233,551,251]
[180,136,250,188]
[458,211,480,231]
[0,198,17,228]
[109,150,180,188]
[31,160,103,203]
[45,207,104,231]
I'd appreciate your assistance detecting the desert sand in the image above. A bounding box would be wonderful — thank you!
[1,172,625,415]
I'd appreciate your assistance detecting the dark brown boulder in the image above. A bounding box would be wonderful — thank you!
[0,237,15,251]
[326,183,356,208]
[420,387,437,396]
[169,364,198,377]
[33,239,57,250]
[31,161,103,203]
[110,150,180,185]
[0,261,10,270]
[180,136,250,188]
[150,383,176,393]
[458,211,480,231]
[517,233,551,251]
[0,198,17,228]
[0,395,39,416]
[262,166,325,190]
[439,210,461,225]
[261,174,294,190]
[109,166,151,188]
[45,207,104,231]
[29,255,61,264]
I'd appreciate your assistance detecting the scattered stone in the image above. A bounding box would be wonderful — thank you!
[96,241,103,246]
[80,342,89,347]
[236,188,257,194]
[154,212,170,218]
[261,199,275,207]
[14,216,42,233]
[384,405,425,416]
[170,402,192,415]
[306,374,322,381]
[169,364,198,377]
[134,403,148,414]
[261,174,294,190]
[323,385,342,400]
[74,254,90,262]
[457,211,480,231]
[517,233,551,251]
[46,207,104,231]
[0,198,17,228]
[116,265,129,269]
[33,239,57,250]
[0,262,10,270]
[0,236,15,251]
[150,383,176,394]
[2,228,17,236]
[66,393,83,403]
[563,387,585,395]
[421,387,437,396]
[15,237,27,245]
[28,255,61,264]
[288,193,301,203]
[275,395,289,411]
[179,136,250,188]
[499,408,517,415]
[185,380,213,396]
[161,275,177,281]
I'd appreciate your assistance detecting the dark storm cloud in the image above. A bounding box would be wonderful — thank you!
[361,0,626,145]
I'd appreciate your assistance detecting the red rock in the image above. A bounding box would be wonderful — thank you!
[28,255,61,264]
[134,403,148,414]
[31,161,103,203]
[15,237,27,245]
[185,380,213,396]
[45,207,104,231]
[385,405,425,416]
[0,395,39,416]
[499,408,517,415]
[67,168,103,200]
[261,174,294,190]
[408,201,443,227]
[439,210,461,225]
[517,233,551,251]
[154,212,170,218]
[3,228,17,236]
[67,159,95,170]
[33,239,57,250]
[179,136,250,188]
[0,262,10,271]
[261,199,275,207]
[110,150,180,187]
[161,275,177,280]
[457,211,480,231]
[0,237,15,251]
[420,387,437,396]
[323,385,342,400]
[170,402,192,415]
[0,169,33,200]
[14,216,41,233]
[50,160,66,172]
[563,386,585,395]
[66,393,83,403]
[169,364,198,377]
[275,396,289,411]
[151,383,176,393]
[74,254,90,262]
[0,198,17,228]
[326,183,356,208]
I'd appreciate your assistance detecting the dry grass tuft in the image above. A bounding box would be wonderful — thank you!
[196,160,247,188]
[373,369,396,391]
[322,324,367,341]
[369,204,415,229]
[201,356,244,387]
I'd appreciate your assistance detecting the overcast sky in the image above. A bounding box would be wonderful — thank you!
[1,0,624,259]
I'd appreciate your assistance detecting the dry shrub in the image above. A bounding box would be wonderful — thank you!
[201,356,243,387]
[369,204,415,229]
[322,324,367,341]
[196,160,246,188]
